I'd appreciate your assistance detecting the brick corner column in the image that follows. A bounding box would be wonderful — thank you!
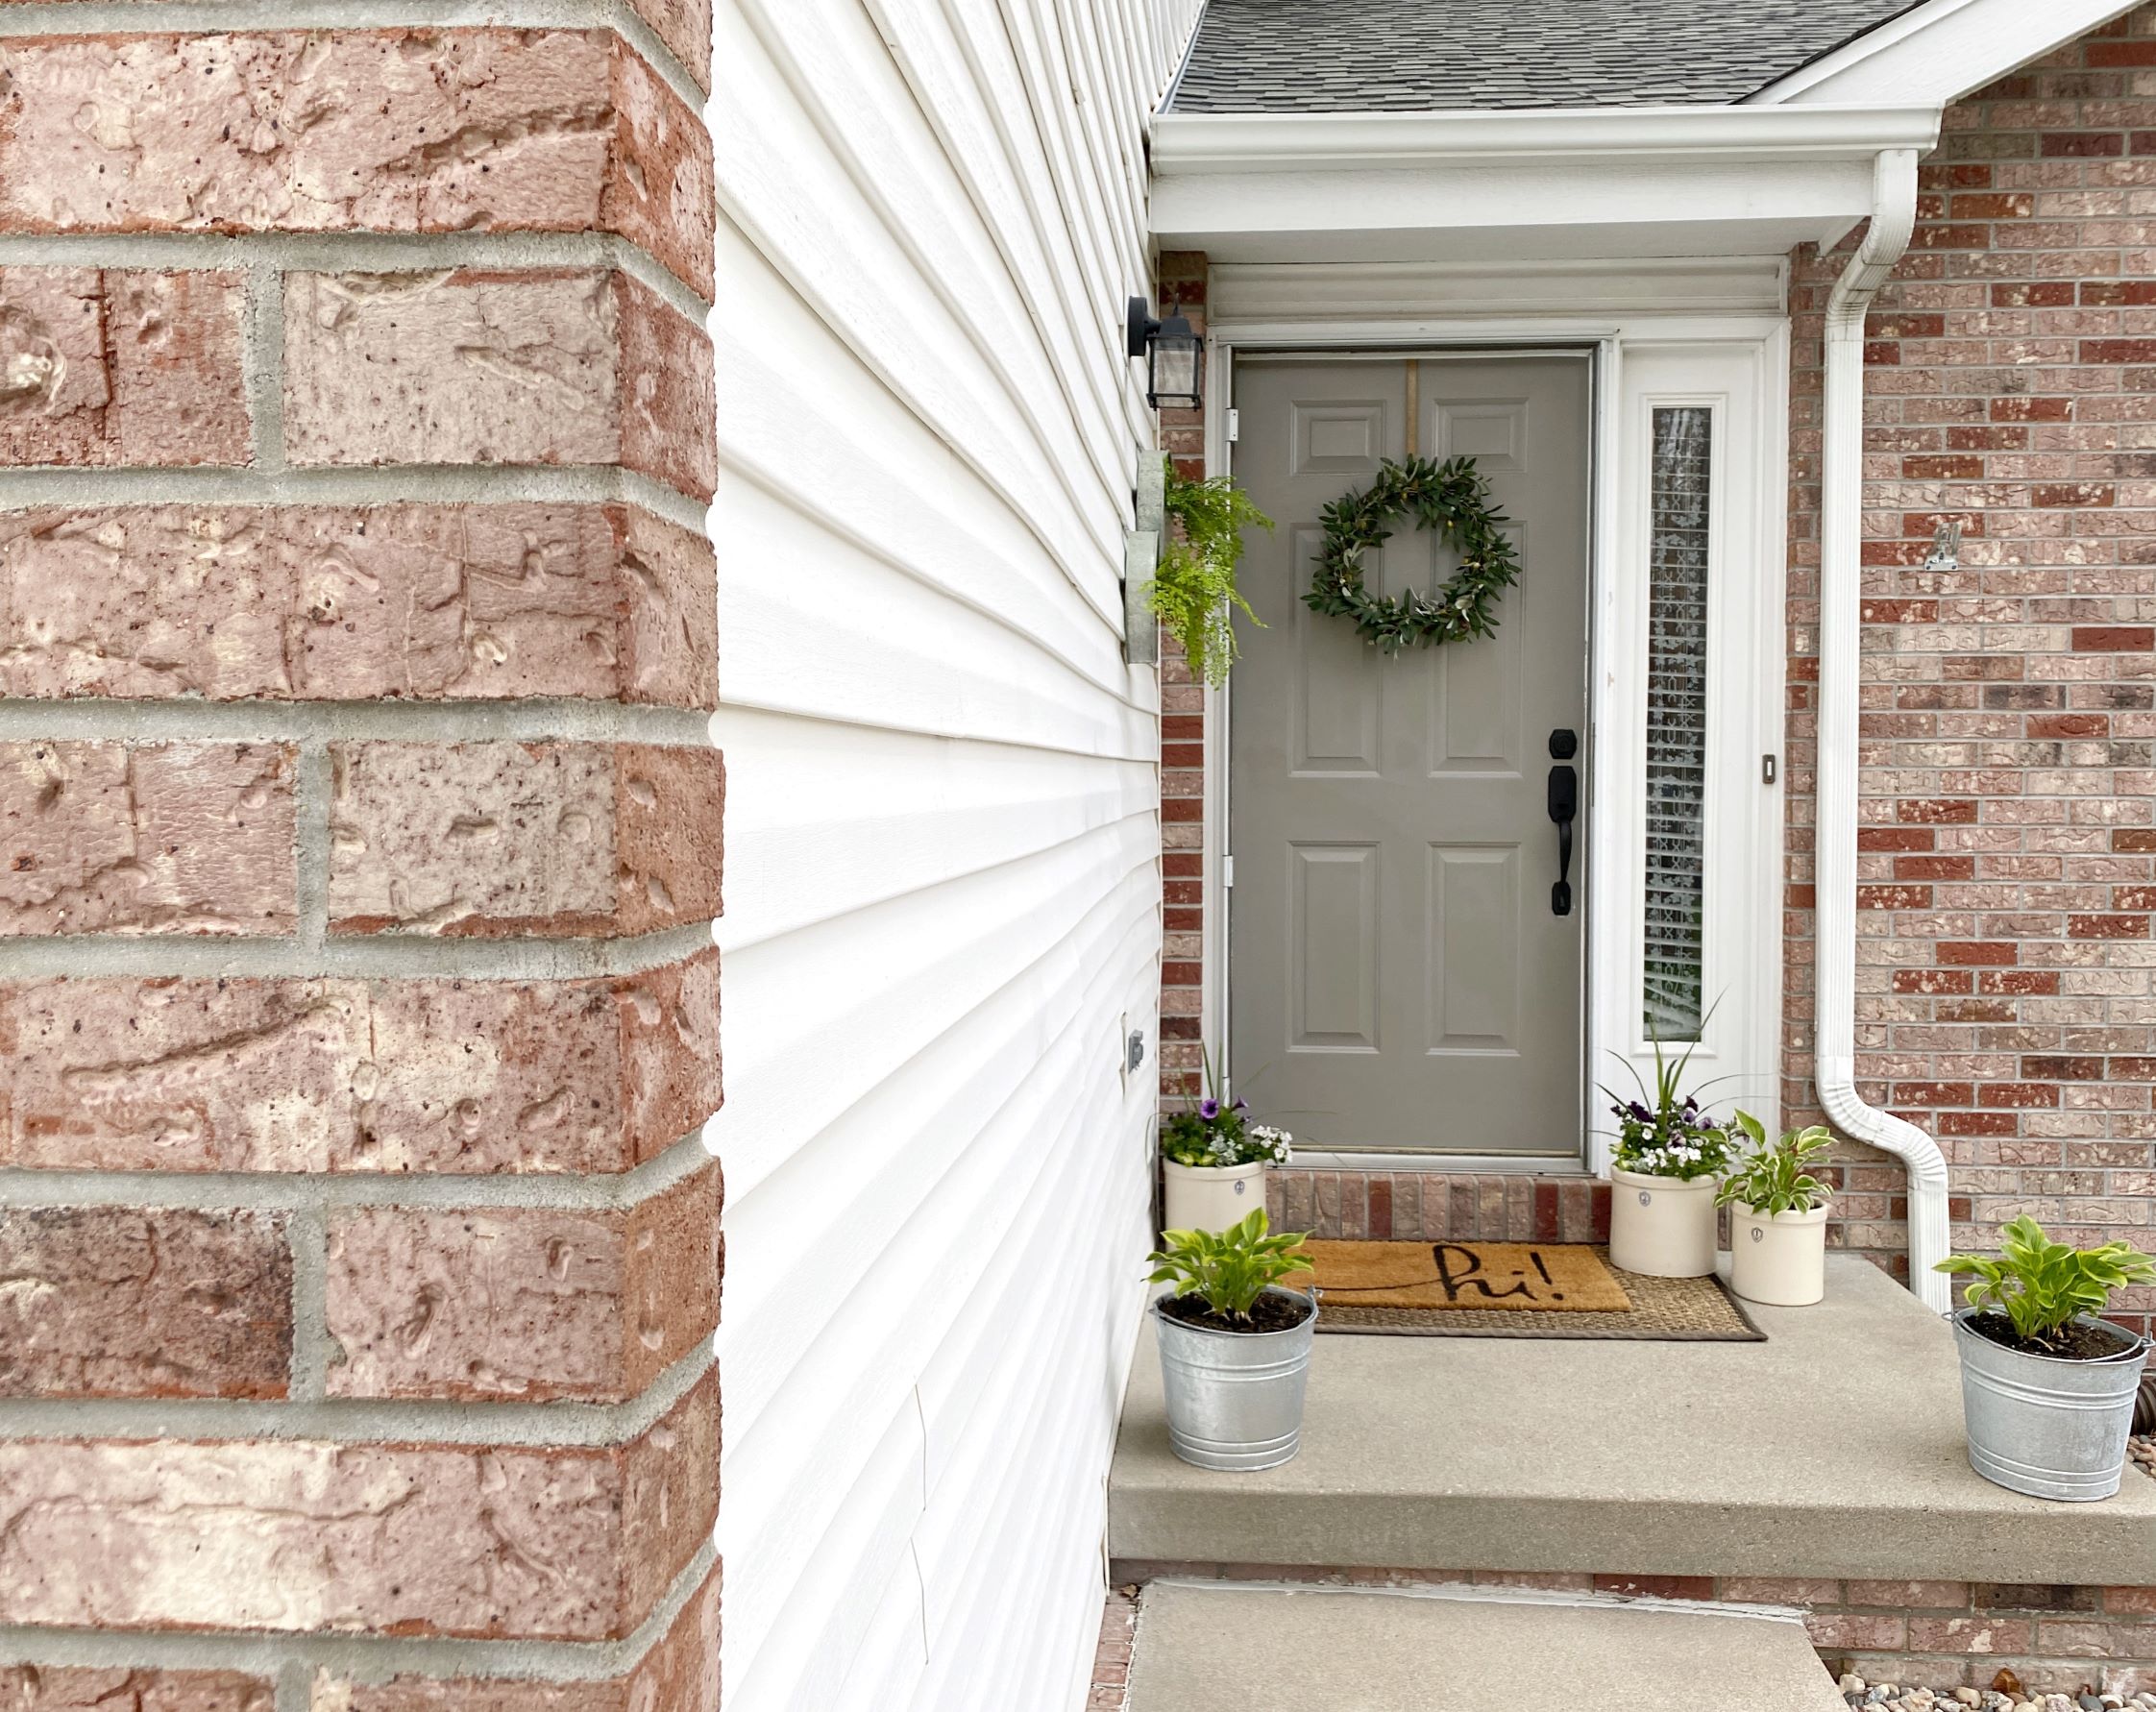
[0,10,722,1707]
[1155,250,1209,1110]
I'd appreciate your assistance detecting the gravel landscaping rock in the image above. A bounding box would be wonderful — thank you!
[1837,1681,2156,1712]
[1827,1444,2156,1712]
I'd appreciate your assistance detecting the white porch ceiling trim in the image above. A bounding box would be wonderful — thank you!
[1149,105,1942,267]
[1208,257,1788,322]
[1746,0,2144,108]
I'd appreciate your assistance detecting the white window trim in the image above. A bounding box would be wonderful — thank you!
[1200,301,1787,1174]
[1592,337,1790,1173]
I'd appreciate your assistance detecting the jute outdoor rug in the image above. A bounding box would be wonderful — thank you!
[1288,1240,1765,1342]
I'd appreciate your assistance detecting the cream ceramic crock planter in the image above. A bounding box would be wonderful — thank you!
[1607,1166,1718,1278]
[1727,1200,1830,1307]
[1163,1160,1268,1235]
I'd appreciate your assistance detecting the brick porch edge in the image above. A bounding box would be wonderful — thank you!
[0,8,723,1708]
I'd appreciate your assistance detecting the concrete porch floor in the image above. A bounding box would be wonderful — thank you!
[1108,1256,2156,1584]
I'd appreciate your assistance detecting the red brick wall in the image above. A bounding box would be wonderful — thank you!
[1265,1168,1611,1245]
[1787,7,2156,1331]
[0,15,722,1704]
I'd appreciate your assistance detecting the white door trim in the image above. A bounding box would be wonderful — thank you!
[1203,304,1786,1174]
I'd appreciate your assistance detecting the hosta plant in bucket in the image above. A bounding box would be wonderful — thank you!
[1147,1210,1317,1472]
[1716,1114,1834,1307]
[1160,1052,1293,1235]
[1602,1031,1733,1278]
[1938,1217,2156,1502]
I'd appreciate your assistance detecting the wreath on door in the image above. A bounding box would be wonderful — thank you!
[1304,454,1521,653]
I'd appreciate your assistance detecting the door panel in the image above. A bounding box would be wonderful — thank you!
[1293,401,1387,473]
[1229,355,1591,1156]
[1427,844,1520,1053]
[1287,844,1381,1051]
[1289,535,1384,774]
[1431,599,1523,775]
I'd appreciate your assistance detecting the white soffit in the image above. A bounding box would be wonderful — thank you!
[1149,105,1942,266]
[1748,0,2144,107]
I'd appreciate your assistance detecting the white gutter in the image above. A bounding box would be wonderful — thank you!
[1815,147,1953,1314]
[1150,103,1942,171]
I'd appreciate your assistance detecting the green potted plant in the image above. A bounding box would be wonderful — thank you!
[1146,1210,1317,1471]
[1938,1217,2155,1501]
[1716,1114,1833,1307]
[1602,1029,1735,1278]
[1160,1049,1292,1235]
[1147,458,1272,687]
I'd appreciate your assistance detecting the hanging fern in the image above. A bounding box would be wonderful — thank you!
[1147,458,1274,688]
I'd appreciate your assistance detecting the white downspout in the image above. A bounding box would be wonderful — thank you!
[1816,147,1953,1313]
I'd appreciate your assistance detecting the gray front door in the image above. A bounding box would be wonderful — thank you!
[1228,355,1591,1156]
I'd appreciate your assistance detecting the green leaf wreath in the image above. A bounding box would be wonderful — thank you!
[1305,454,1522,653]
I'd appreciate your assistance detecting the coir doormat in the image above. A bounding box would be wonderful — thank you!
[1286,1240,1765,1342]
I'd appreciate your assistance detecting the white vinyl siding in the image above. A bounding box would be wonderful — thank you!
[711,3,1201,1708]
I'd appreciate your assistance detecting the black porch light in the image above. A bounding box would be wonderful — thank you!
[1127,295,1203,410]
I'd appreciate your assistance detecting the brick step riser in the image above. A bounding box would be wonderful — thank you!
[1105,1565,2156,1699]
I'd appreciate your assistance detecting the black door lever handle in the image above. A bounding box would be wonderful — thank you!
[1548,729,1579,917]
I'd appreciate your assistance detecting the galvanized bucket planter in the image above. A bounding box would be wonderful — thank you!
[1951,1309,2150,1502]
[1154,1285,1316,1472]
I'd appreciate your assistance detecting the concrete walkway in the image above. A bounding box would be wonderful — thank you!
[1110,1256,2156,1583]
[1126,1581,1846,1712]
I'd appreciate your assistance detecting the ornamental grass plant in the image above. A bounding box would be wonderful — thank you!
[1601,1022,1733,1183]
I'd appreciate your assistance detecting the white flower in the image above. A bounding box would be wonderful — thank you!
[1246,1123,1294,1165]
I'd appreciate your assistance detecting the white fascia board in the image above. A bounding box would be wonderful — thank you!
[1149,104,1941,172]
[1747,0,2143,107]
[1149,105,1941,267]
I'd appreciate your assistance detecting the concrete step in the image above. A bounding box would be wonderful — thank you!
[1126,1581,1847,1712]
[1109,1256,2156,1584]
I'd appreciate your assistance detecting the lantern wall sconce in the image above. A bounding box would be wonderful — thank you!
[1126,296,1203,411]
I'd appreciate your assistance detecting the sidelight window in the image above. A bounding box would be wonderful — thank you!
[1642,405,1712,1039]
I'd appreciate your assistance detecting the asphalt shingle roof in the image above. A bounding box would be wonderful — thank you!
[1164,0,1925,112]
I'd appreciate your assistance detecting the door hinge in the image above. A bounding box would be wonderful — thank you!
[1224,408,1239,444]
[1222,854,1235,889]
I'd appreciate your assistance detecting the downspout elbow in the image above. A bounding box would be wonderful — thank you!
[1825,151,1920,336]
[1814,148,1954,1314]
